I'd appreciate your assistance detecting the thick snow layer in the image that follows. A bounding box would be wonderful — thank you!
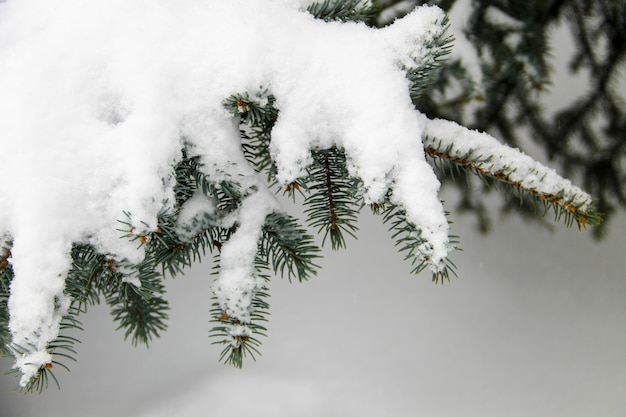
[0,0,450,384]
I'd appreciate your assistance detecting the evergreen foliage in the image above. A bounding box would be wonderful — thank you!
[301,148,362,250]
[376,200,459,283]
[0,0,612,392]
[6,312,82,394]
[378,0,625,236]
[306,0,377,22]
[423,136,604,228]
[0,239,12,357]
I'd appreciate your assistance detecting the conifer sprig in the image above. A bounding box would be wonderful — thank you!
[148,206,227,279]
[307,0,376,23]
[106,266,170,348]
[424,136,603,228]
[226,91,279,179]
[173,151,199,205]
[7,245,116,393]
[7,308,82,394]
[4,245,92,393]
[381,0,621,235]
[209,248,270,368]
[301,148,361,250]
[376,201,458,283]
[64,245,116,312]
[261,212,321,283]
[209,211,320,367]
[405,16,454,101]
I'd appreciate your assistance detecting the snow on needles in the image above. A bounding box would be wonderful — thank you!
[0,0,451,384]
[423,118,594,210]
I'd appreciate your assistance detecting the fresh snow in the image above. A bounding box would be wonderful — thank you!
[0,0,593,385]
[423,118,593,209]
[213,189,280,325]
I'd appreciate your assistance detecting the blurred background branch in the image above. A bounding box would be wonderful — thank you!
[376,0,626,237]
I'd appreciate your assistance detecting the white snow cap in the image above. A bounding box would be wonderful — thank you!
[0,0,450,384]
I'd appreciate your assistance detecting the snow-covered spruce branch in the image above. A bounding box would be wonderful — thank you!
[373,200,458,284]
[0,0,601,390]
[210,211,320,367]
[6,308,82,393]
[207,189,321,367]
[422,118,602,228]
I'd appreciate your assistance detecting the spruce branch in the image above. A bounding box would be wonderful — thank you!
[226,91,279,179]
[172,151,245,217]
[173,150,200,206]
[381,0,622,235]
[209,210,320,367]
[307,0,376,23]
[423,119,603,228]
[260,212,321,283]
[64,244,117,313]
[105,260,170,347]
[404,15,454,101]
[225,90,278,129]
[148,207,226,279]
[209,268,269,368]
[5,245,108,392]
[209,242,270,369]
[6,308,82,394]
[375,201,458,283]
[301,148,361,250]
